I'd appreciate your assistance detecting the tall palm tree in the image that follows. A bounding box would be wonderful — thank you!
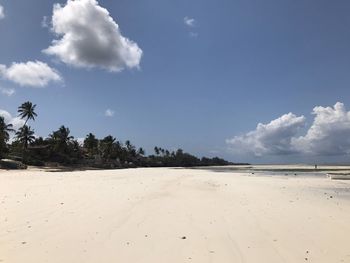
[18,101,37,126]
[15,125,35,150]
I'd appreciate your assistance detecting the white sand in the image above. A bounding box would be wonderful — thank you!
[1,167,350,263]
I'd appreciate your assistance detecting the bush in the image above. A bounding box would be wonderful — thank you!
[0,159,27,170]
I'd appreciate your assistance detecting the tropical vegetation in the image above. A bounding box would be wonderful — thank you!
[0,101,243,169]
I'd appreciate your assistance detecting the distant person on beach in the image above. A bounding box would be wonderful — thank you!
[315,164,318,169]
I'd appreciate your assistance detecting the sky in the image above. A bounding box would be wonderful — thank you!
[1,0,350,164]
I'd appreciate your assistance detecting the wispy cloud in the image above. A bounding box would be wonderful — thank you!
[189,32,199,38]
[0,87,15,96]
[105,109,115,117]
[184,16,196,27]
[184,17,198,38]
[41,16,49,28]
[0,5,5,20]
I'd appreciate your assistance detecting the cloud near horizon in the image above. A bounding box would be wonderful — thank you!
[0,109,25,131]
[226,113,306,156]
[293,102,350,156]
[43,0,143,72]
[227,102,350,157]
[0,61,62,88]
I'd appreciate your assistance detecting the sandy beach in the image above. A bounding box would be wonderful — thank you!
[1,167,350,263]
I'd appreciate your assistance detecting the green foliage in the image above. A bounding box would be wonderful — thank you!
[145,147,232,167]
[84,133,98,157]
[0,116,14,158]
[15,125,35,149]
[18,101,37,125]
[2,101,235,168]
[48,125,73,153]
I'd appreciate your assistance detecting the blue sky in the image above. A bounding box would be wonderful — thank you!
[1,0,350,163]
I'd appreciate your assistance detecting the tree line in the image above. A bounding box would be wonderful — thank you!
[0,101,242,169]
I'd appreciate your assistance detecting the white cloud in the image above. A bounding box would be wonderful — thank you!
[189,32,198,38]
[184,16,196,27]
[226,113,306,156]
[0,61,62,88]
[0,5,5,20]
[0,109,25,131]
[105,109,115,117]
[76,137,85,146]
[293,102,350,156]
[41,16,49,28]
[43,0,142,72]
[227,102,350,158]
[0,87,15,96]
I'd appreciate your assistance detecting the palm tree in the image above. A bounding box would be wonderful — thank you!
[160,148,165,156]
[0,116,15,142]
[154,146,160,156]
[125,140,136,157]
[99,135,116,160]
[125,140,131,149]
[18,101,37,126]
[15,125,35,150]
[0,116,15,158]
[138,147,145,156]
[83,133,98,157]
[49,125,74,154]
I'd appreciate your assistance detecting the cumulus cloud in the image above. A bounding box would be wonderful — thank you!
[0,5,5,20]
[227,113,306,156]
[43,0,142,72]
[227,102,350,157]
[0,61,62,88]
[0,109,25,131]
[293,102,350,156]
[105,109,115,117]
[184,16,196,27]
[0,87,15,96]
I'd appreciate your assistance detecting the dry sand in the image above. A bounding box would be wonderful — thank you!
[1,167,350,263]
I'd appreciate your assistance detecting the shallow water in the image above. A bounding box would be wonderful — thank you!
[191,165,335,178]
